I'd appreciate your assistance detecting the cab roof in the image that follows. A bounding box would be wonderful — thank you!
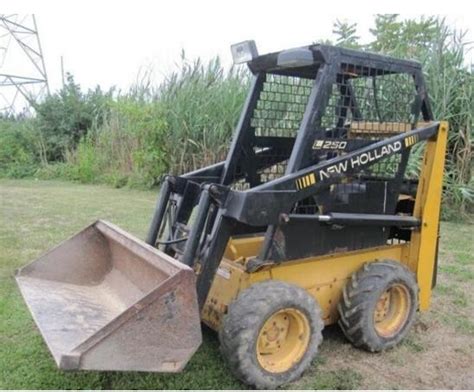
[247,44,422,79]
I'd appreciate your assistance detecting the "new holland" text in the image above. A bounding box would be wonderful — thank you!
[318,141,402,180]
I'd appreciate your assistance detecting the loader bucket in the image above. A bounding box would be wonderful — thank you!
[15,220,202,372]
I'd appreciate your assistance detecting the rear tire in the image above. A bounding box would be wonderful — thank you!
[219,280,323,389]
[338,260,418,352]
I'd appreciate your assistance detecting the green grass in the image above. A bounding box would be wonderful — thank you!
[1,179,473,389]
[435,284,469,308]
[302,368,362,389]
[439,264,474,281]
[434,220,474,336]
[445,315,474,335]
[402,335,426,353]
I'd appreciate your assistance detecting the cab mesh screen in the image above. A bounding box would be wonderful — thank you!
[232,74,314,190]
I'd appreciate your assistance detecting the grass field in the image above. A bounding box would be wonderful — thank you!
[1,179,473,389]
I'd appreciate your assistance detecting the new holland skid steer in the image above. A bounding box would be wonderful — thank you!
[16,41,448,388]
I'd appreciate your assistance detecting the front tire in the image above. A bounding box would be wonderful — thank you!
[219,280,323,389]
[338,260,418,352]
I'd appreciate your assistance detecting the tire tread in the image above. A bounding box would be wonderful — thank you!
[338,260,418,352]
[219,280,323,389]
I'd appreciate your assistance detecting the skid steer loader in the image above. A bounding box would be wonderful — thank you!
[16,41,448,388]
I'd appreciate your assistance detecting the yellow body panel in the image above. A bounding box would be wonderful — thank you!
[202,121,448,331]
[409,121,448,310]
[202,241,410,330]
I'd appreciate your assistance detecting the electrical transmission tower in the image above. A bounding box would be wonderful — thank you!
[0,14,50,116]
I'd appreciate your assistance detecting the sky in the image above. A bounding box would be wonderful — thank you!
[1,1,473,111]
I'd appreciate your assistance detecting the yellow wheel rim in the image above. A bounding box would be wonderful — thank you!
[256,308,310,373]
[374,283,411,338]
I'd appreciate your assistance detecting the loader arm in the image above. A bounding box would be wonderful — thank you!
[146,122,442,309]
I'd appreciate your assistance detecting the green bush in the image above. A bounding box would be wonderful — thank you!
[0,119,40,178]
[34,74,112,161]
[58,55,248,188]
[54,99,168,188]
[34,162,73,180]
[157,54,249,174]
[68,138,100,183]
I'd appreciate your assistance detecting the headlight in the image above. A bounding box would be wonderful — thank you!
[230,40,258,64]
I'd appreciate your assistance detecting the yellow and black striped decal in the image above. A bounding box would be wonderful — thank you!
[296,173,316,190]
[404,134,419,147]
